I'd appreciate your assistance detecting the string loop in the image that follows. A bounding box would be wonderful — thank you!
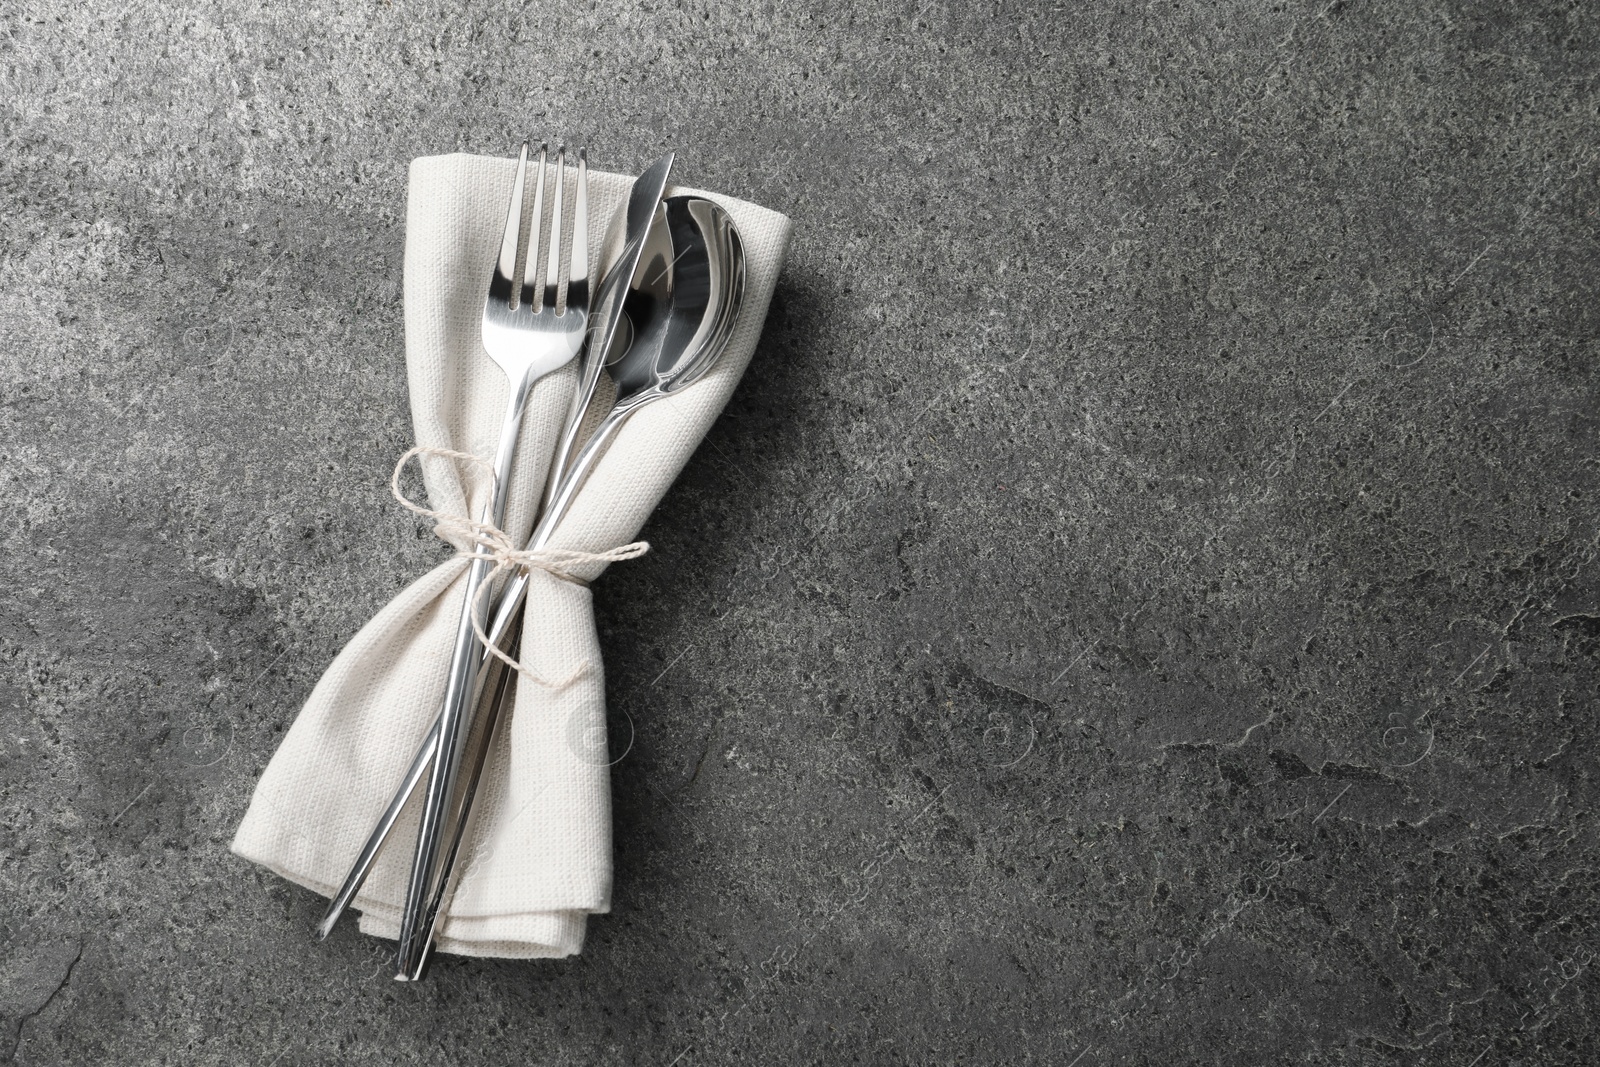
[391,446,650,686]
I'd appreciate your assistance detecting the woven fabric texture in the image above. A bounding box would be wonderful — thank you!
[231,152,793,958]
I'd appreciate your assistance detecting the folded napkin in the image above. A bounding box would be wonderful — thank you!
[232,152,792,958]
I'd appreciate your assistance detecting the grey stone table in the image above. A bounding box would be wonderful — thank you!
[2,2,1596,1064]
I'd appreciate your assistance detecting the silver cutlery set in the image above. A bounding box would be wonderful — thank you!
[314,142,747,980]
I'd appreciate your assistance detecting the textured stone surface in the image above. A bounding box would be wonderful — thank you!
[2,1,1598,1063]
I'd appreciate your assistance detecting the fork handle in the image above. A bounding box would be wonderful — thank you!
[395,376,537,975]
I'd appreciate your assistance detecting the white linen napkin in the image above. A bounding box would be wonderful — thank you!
[231,152,793,959]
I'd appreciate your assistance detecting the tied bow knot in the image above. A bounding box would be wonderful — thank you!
[390,446,650,686]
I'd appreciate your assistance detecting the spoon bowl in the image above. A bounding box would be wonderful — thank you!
[609,196,745,411]
[537,195,746,525]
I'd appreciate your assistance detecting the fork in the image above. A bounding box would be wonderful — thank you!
[392,141,590,978]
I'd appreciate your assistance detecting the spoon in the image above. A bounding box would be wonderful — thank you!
[398,196,745,978]
[398,195,745,977]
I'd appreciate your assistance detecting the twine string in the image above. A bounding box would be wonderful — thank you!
[391,445,650,685]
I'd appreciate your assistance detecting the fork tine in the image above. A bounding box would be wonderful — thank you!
[544,146,567,311]
[568,148,589,310]
[496,143,530,307]
[520,143,548,309]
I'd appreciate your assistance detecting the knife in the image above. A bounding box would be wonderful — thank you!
[318,152,677,951]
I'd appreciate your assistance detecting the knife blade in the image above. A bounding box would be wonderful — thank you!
[542,150,675,514]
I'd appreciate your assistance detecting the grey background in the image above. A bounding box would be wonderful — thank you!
[2,0,1597,1063]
